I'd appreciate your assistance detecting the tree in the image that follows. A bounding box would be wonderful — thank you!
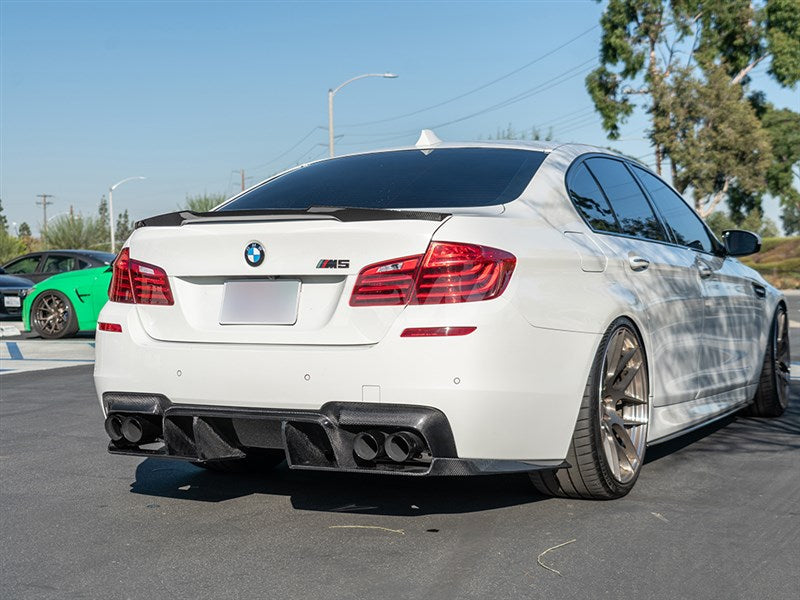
[0,229,25,263]
[115,209,133,245]
[705,207,779,239]
[704,211,736,239]
[727,96,800,229]
[18,222,31,237]
[43,213,106,250]
[98,195,108,225]
[182,193,226,213]
[655,64,771,216]
[587,0,800,213]
[782,202,800,236]
[739,208,780,238]
[488,123,553,141]
[95,195,111,249]
[0,198,7,233]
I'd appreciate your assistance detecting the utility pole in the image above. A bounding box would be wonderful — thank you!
[234,169,246,191]
[36,194,54,235]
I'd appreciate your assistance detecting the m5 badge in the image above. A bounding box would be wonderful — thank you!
[316,259,350,269]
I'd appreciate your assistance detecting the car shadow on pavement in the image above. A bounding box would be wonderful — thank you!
[129,380,799,514]
[645,381,800,463]
[130,459,545,514]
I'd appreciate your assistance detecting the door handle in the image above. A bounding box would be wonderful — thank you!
[697,262,713,279]
[628,255,650,272]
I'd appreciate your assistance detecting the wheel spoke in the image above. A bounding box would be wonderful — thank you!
[601,424,621,480]
[615,363,641,394]
[604,331,626,380]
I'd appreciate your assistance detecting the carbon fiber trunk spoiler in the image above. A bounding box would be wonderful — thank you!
[135,207,451,229]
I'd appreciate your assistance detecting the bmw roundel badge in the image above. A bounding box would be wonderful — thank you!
[244,241,265,267]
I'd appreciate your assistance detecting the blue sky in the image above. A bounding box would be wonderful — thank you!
[1,0,797,234]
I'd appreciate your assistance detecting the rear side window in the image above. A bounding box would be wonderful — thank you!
[585,158,667,242]
[220,148,547,211]
[43,255,77,273]
[4,256,40,274]
[632,166,716,253]
[568,164,621,233]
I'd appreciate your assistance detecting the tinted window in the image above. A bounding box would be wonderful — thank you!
[568,163,621,233]
[81,251,116,264]
[585,158,667,242]
[632,166,716,253]
[43,255,77,273]
[221,148,547,211]
[4,256,40,274]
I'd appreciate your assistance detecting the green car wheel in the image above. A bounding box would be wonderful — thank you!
[31,290,79,339]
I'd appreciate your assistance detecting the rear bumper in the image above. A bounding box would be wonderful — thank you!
[94,301,601,463]
[103,394,566,475]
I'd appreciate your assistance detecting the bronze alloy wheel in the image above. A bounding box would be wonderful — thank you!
[773,307,790,410]
[32,292,77,339]
[530,317,650,499]
[598,325,649,484]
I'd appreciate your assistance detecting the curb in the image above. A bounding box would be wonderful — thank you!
[0,325,21,338]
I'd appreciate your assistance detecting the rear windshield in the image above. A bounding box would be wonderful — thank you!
[220,148,547,211]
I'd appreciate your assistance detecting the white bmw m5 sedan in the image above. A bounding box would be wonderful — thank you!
[94,133,790,499]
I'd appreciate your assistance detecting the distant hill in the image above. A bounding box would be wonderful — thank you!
[741,237,800,290]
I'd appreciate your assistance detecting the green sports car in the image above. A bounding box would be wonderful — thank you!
[23,266,112,339]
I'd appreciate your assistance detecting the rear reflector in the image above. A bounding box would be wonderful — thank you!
[350,242,515,307]
[98,322,122,333]
[400,326,476,337]
[109,247,174,305]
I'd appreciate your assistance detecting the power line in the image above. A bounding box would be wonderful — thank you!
[336,61,597,150]
[428,59,597,130]
[245,126,325,175]
[341,24,600,128]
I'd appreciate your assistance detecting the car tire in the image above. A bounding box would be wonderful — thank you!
[194,449,285,474]
[30,291,79,339]
[530,317,650,500]
[745,304,790,418]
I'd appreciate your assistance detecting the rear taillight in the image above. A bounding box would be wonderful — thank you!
[350,242,515,307]
[411,242,516,304]
[109,247,174,306]
[349,255,422,306]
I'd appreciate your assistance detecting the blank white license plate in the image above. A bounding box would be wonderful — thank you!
[4,296,21,308]
[219,280,301,325]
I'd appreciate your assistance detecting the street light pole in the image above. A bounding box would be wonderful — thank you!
[109,176,146,253]
[328,72,398,157]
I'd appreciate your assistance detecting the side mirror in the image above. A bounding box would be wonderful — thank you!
[722,229,761,257]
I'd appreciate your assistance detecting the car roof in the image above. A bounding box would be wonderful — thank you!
[309,138,626,161]
[5,249,114,259]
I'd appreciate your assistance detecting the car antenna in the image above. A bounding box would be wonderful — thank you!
[415,129,442,155]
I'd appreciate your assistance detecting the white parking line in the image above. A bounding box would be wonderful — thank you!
[0,340,95,375]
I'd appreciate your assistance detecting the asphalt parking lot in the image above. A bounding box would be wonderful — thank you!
[1,298,799,599]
